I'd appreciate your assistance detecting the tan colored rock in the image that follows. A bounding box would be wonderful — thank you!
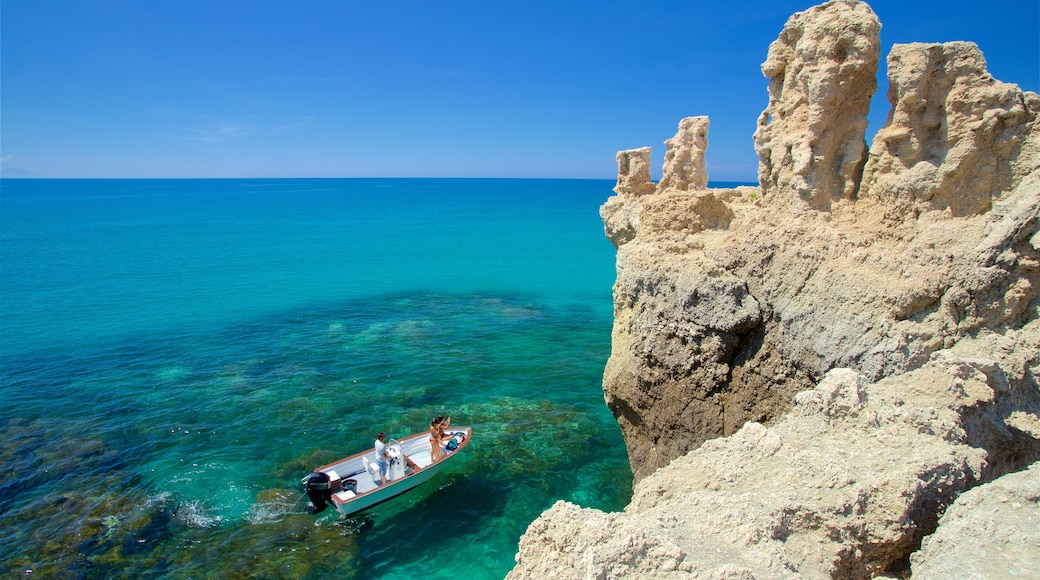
[911,461,1040,579]
[599,0,1040,486]
[600,164,1039,483]
[510,329,1040,578]
[753,0,880,210]
[614,146,655,196]
[509,0,1040,577]
[658,116,710,192]
[860,42,1040,217]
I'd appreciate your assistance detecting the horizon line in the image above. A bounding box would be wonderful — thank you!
[0,175,760,185]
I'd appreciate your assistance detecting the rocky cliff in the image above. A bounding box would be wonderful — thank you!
[508,0,1040,577]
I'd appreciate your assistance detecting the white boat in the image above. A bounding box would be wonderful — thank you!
[306,427,472,517]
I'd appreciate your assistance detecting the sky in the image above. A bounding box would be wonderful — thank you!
[2,0,1038,181]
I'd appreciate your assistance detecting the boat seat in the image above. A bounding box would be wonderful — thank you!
[323,468,342,492]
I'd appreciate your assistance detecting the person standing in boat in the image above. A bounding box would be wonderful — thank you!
[429,416,452,461]
[429,418,442,461]
[375,432,421,482]
[374,432,390,485]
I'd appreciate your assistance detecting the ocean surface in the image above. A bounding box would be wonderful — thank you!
[0,178,631,579]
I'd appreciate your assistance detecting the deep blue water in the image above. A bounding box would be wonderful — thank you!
[0,178,630,579]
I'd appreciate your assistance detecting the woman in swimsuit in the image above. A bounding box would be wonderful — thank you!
[429,415,452,461]
[429,418,443,461]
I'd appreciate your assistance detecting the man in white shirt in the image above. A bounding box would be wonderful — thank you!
[374,432,390,485]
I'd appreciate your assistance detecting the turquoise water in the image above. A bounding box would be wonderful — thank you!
[0,178,630,578]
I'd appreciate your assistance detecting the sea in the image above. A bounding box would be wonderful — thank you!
[0,178,631,579]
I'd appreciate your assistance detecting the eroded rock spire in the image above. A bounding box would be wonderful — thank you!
[613,146,654,196]
[860,41,1040,217]
[658,116,710,192]
[753,0,880,210]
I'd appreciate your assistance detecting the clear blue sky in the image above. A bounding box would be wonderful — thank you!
[2,0,1037,180]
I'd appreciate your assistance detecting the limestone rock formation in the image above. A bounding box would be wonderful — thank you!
[602,0,1039,488]
[510,335,1040,578]
[614,146,655,196]
[861,41,1040,217]
[658,116,710,192]
[754,0,881,210]
[911,461,1040,578]
[509,0,1040,577]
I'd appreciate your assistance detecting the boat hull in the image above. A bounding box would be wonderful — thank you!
[332,457,446,516]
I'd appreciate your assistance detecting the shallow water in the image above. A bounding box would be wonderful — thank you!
[0,178,630,578]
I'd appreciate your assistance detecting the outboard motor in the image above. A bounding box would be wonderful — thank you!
[304,470,332,514]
